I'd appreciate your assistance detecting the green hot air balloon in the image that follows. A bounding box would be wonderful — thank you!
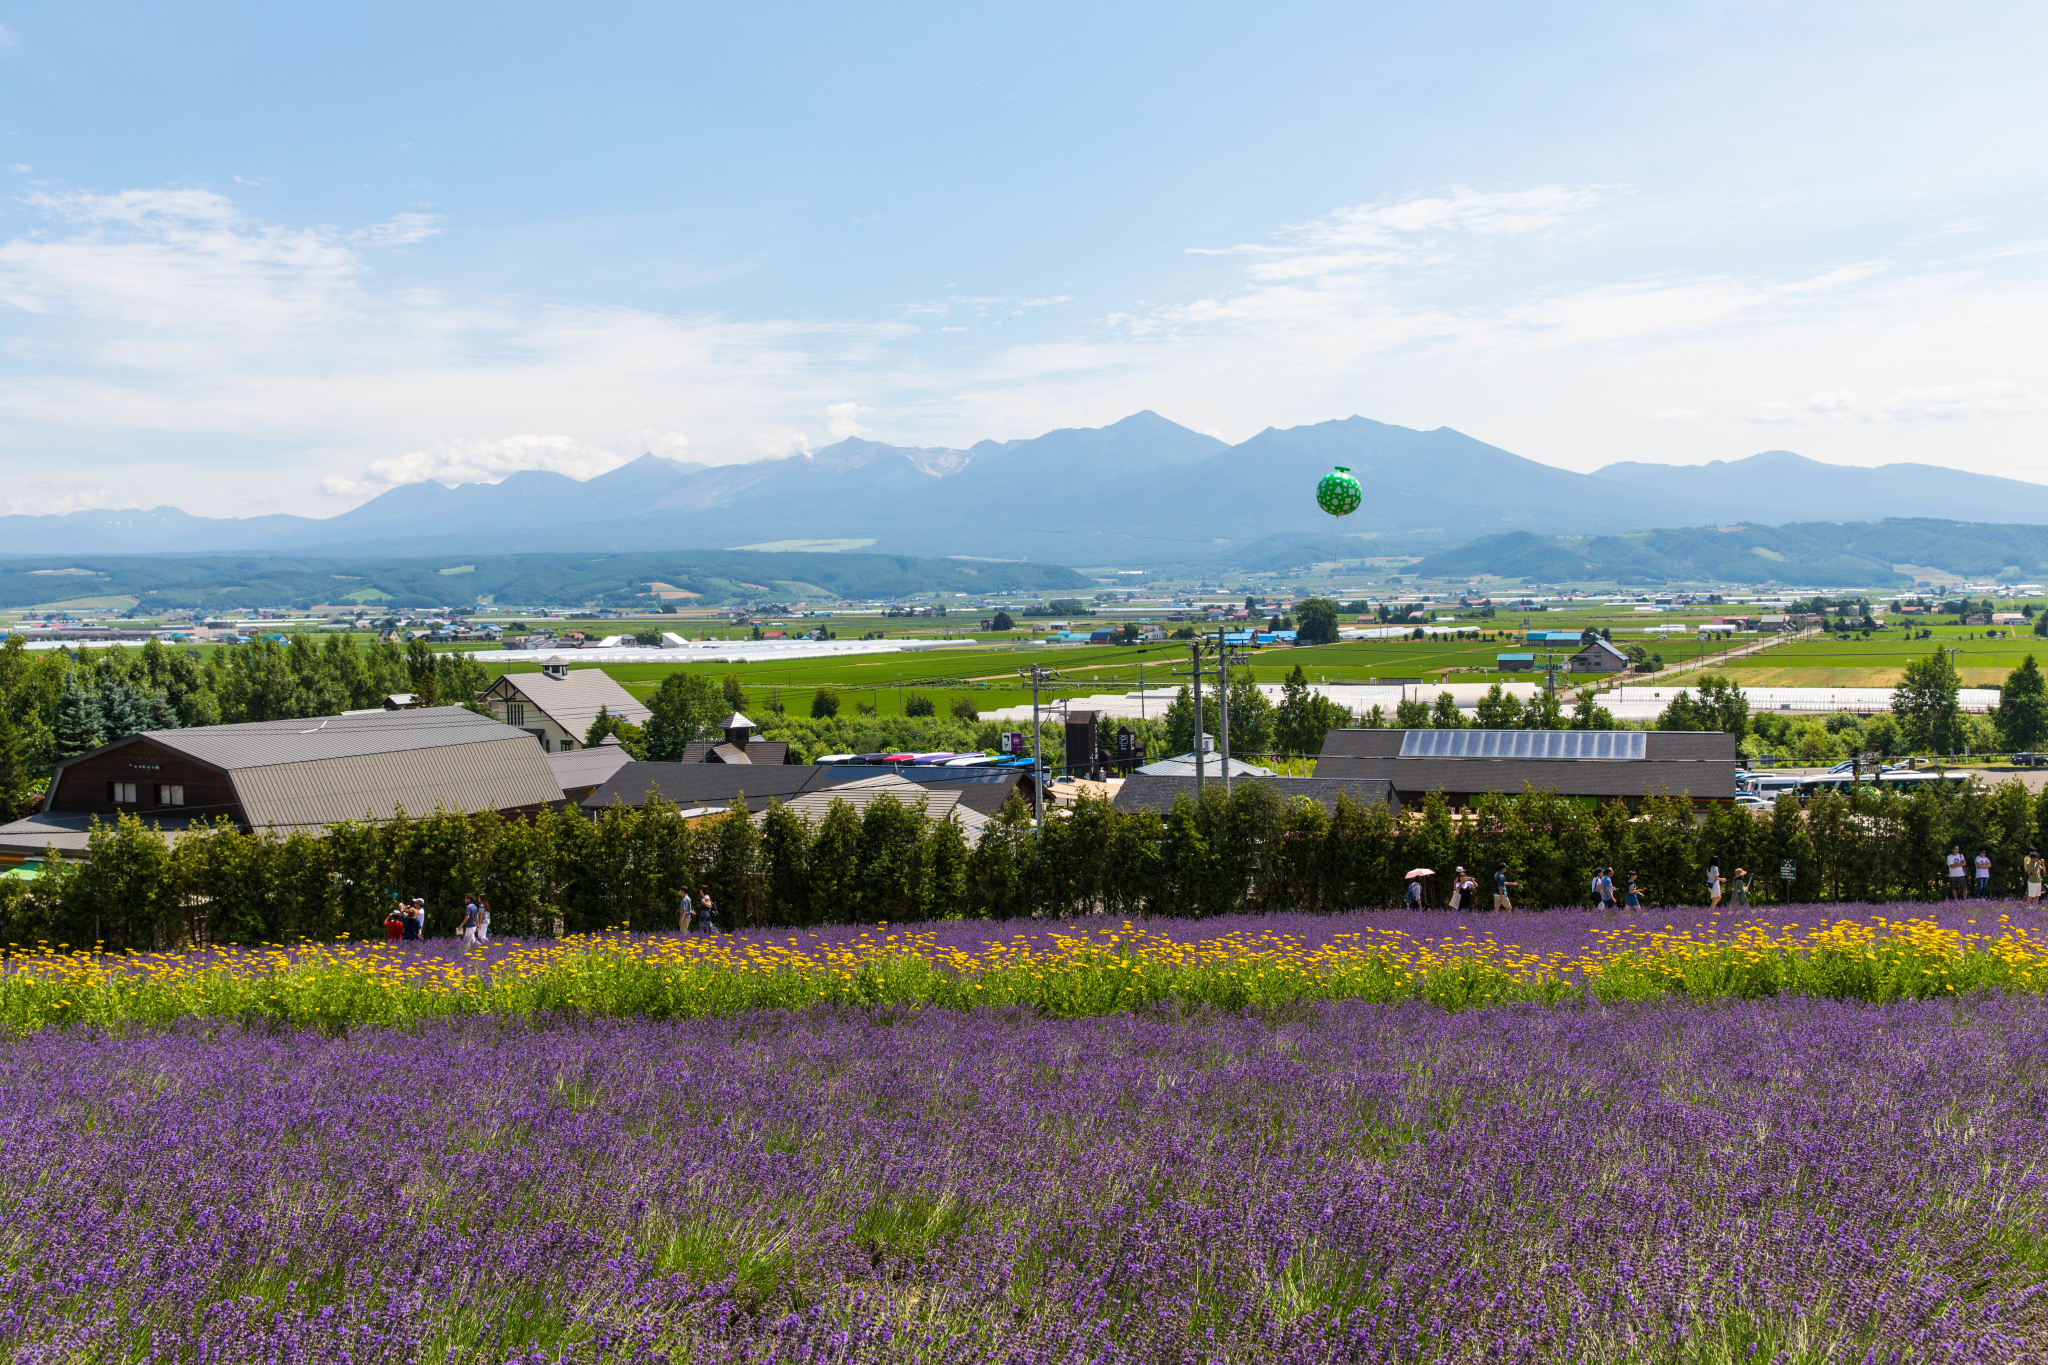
[1316,465,1362,559]
[1316,465,1362,517]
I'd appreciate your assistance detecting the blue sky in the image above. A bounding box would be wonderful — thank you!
[1,1,2045,517]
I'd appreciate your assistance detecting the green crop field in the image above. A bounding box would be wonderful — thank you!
[1718,623,2047,686]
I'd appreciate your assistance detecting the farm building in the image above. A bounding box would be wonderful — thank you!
[481,660,651,753]
[1314,727,1737,810]
[0,706,565,859]
[1111,774,1396,816]
[1495,653,1535,672]
[677,712,801,765]
[581,760,1030,819]
[547,735,637,803]
[1569,638,1630,673]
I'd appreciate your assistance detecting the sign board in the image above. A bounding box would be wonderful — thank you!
[1000,731,1026,754]
[1115,726,1139,760]
[1780,859,1797,882]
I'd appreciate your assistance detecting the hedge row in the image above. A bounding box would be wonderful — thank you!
[2,777,2040,951]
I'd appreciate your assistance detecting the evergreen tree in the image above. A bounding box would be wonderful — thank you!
[1526,686,1567,729]
[1995,655,2048,752]
[1893,650,1966,754]
[1293,597,1339,646]
[1274,663,1352,754]
[1429,691,1464,728]
[1473,681,1525,729]
[1568,688,1615,730]
[54,672,105,759]
[583,705,647,757]
[1224,667,1272,753]
[0,705,28,821]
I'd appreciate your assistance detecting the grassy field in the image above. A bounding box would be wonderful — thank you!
[485,636,1568,717]
[1718,622,2045,686]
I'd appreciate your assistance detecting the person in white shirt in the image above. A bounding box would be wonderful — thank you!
[1974,849,1992,899]
[1707,859,1722,908]
[1947,845,1967,900]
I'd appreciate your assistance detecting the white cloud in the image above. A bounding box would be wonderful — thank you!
[355,211,440,246]
[320,433,631,496]
[1750,381,2046,426]
[4,179,2048,513]
[625,429,692,460]
[824,402,874,441]
[0,23,15,48]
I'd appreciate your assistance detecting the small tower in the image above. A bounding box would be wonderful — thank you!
[721,711,756,750]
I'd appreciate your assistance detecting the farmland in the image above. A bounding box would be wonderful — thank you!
[1,976,2043,1360]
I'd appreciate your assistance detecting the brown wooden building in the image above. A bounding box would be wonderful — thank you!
[0,706,564,860]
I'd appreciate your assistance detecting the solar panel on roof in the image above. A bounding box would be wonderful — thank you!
[1399,729,1646,760]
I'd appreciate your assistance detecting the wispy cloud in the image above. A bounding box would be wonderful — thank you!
[823,402,875,441]
[321,434,632,496]
[3,179,2047,513]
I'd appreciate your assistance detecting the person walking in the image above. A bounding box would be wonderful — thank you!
[1590,866,1604,908]
[1974,848,1992,899]
[2027,848,2045,903]
[1728,867,1751,907]
[459,894,479,946]
[403,898,424,941]
[1624,871,1643,908]
[1493,864,1518,913]
[1947,845,1968,900]
[678,886,695,933]
[1455,868,1477,911]
[696,888,717,934]
[383,903,405,942]
[476,895,491,942]
[1403,875,1423,909]
[1707,857,1723,909]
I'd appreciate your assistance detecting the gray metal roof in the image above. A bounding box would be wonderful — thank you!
[678,739,796,764]
[486,668,652,737]
[584,761,832,813]
[230,736,563,829]
[1112,775,1397,815]
[0,810,209,857]
[122,706,530,771]
[1135,753,1274,778]
[547,737,639,793]
[1315,755,1736,800]
[757,773,989,843]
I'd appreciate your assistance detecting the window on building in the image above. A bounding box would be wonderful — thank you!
[559,739,574,752]
[505,702,526,727]
[156,784,185,806]
[109,782,138,804]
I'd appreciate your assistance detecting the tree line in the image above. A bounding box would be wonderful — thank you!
[0,636,497,821]
[5,775,2041,951]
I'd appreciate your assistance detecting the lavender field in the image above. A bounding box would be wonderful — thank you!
[4,996,2045,1362]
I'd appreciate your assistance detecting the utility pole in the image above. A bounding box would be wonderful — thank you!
[1190,639,1205,792]
[1015,664,1060,823]
[1216,628,1232,794]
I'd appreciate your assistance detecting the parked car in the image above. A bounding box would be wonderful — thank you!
[1735,793,1772,809]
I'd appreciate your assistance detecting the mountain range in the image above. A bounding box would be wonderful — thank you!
[5,413,2045,566]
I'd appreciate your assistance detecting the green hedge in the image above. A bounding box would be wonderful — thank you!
[1,778,2041,950]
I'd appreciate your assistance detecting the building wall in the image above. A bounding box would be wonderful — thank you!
[487,689,580,753]
[48,739,239,821]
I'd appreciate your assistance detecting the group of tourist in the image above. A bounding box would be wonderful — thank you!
[1946,845,2048,901]
[678,886,721,934]
[1706,859,1752,908]
[380,894,493,943]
